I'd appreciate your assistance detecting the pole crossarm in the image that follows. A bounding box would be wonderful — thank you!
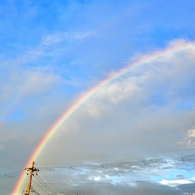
[24,161,39,195]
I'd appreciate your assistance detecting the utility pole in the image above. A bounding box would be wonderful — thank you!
[24,161,39,195]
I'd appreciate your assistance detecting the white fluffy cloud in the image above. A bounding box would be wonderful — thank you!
[182,129,195,148]
[160,178,195,187]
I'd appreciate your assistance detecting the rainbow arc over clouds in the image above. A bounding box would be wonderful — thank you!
[13,41,195,194]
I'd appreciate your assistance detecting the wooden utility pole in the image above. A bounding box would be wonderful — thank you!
[24,161,39,195]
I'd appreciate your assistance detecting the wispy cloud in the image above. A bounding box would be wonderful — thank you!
[43,31,96,46]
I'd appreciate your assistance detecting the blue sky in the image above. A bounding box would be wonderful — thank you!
[0,0,195,194]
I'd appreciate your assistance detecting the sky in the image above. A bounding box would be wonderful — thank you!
[0,0,195,194]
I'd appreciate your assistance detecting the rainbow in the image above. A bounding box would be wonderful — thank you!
[12,41,195,194]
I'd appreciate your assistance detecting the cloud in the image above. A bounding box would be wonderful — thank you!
[0,66,61,117]
[1,39,195,194]
[160,178,195,187]
[187,129,195,138]
[182,129,195,148]
[48,181,183,195]
[33,154,195,194]
[1,0,195,193]
[38,40,195,171]
[43,31,96,46]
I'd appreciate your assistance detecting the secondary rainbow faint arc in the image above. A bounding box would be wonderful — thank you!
[13,41,195,194]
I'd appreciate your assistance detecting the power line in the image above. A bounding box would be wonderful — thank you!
[33,179,51,195]
[1,153,194,194]
[0,169,24,180]
[30,177,195,186]
[37,153,195,171]
[39,171,63,194]
[35,175,58,195]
